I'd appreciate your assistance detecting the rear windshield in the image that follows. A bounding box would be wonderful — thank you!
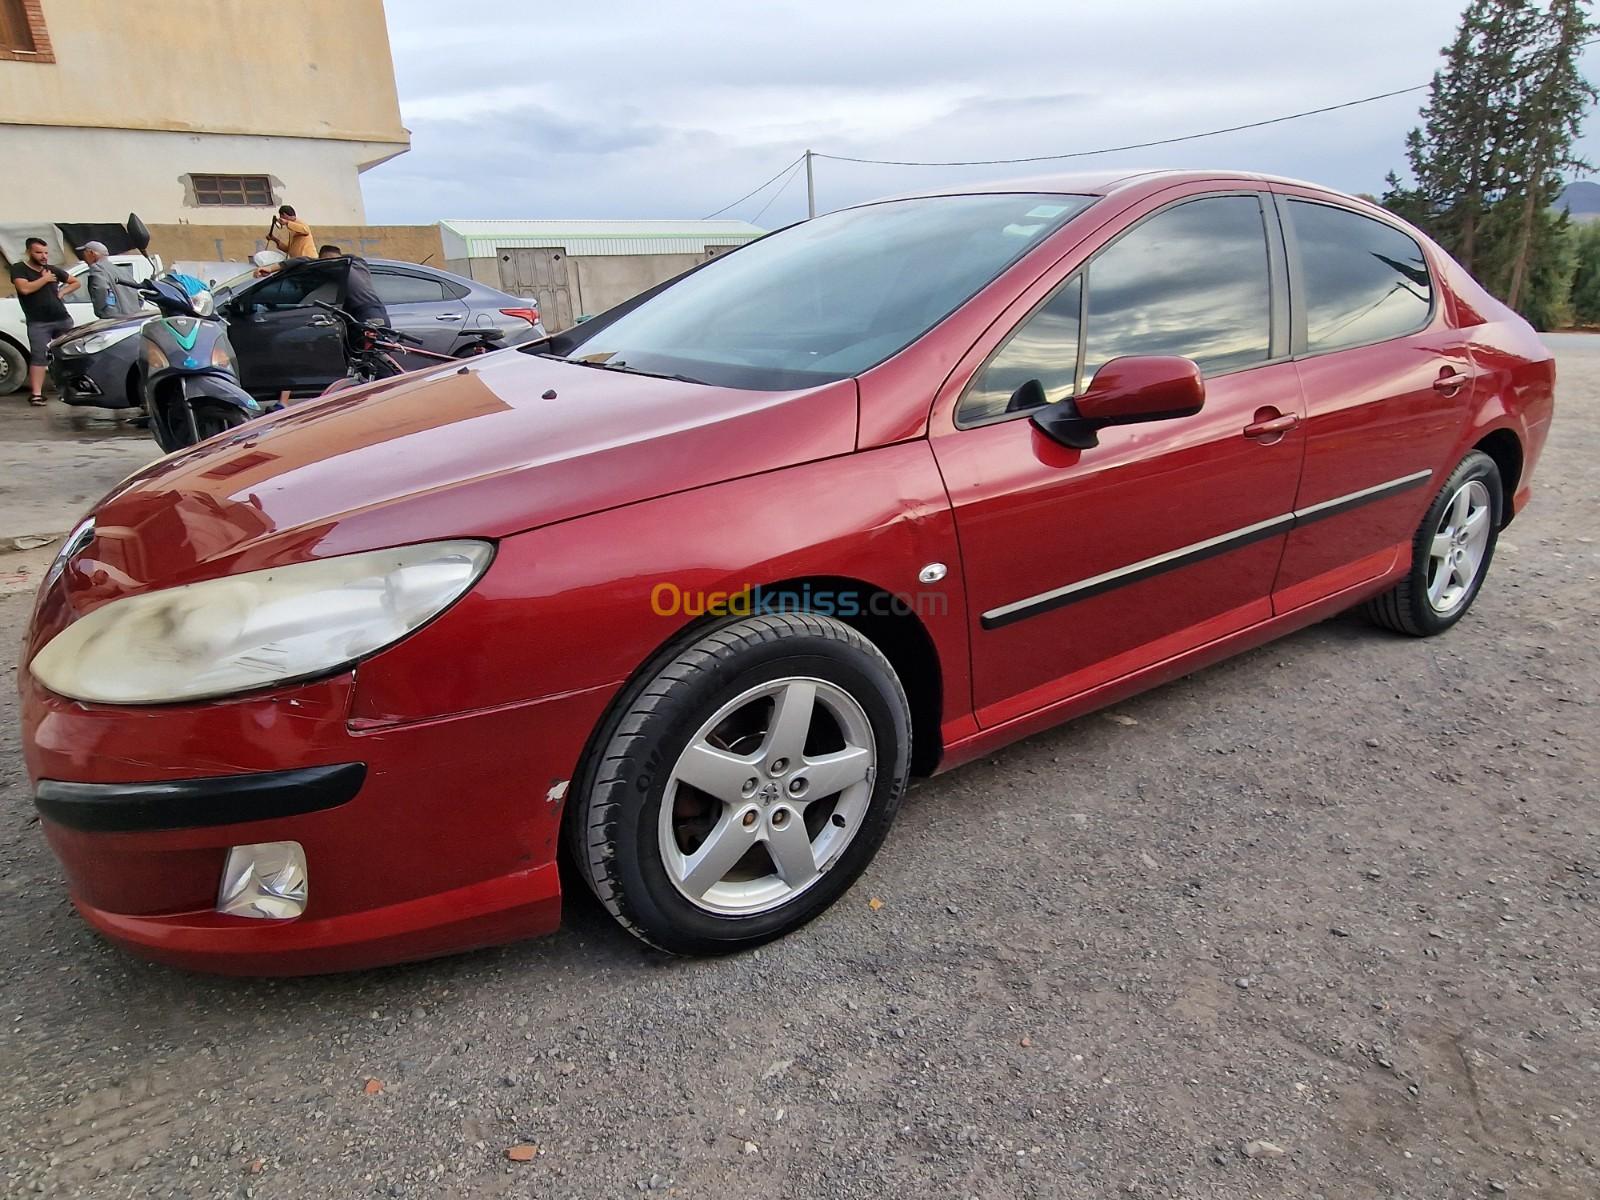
[561,193,1095,390]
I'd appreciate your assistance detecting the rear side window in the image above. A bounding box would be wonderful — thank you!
[1288,200,1432,352]
[372,271,448,304]
[1082,195,1272,382]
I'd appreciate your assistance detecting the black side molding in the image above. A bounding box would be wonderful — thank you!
[35,763,366,833]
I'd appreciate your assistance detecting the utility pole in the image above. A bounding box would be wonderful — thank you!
[805,149,816,219]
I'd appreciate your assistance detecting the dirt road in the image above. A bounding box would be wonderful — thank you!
[0,340,1595,1199]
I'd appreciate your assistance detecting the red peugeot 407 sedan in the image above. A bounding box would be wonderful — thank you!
[20,170,1553,974]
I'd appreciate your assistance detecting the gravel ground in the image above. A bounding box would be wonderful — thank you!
[0,340,1596,1200]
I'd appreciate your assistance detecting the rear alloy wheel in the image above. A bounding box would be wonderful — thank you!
[1364,450,1502,636]
[570,613,911,954]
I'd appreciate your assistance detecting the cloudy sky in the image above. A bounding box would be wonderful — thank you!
[366,0,1600,227]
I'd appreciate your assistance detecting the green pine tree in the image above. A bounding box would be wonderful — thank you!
[1567,219,1600,322]
[1503,0,1597,309]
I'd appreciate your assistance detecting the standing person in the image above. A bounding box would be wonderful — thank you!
[319,244,389,327]
[77,241,142,320]
[267,205,315,259]
[8,237,80,406]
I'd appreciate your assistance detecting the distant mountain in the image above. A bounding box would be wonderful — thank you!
[1554,180,1600,220]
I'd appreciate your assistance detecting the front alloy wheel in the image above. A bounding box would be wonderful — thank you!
[569,613,911,954]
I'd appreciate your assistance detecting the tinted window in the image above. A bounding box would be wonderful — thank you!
[563,193,1096,390]
[372,271,448,305]
[1083,195,1271,381]
[961,275,1081,424]
[243,266,342,310]
[1289,201,1432,352]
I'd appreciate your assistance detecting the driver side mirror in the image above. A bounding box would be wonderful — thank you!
[1030,355,1205,450]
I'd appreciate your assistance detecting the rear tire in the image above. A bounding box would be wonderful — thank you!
[568,613,911,955]
[1363,450,1502,636]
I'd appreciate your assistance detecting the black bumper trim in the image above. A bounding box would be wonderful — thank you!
[34,764,366,833]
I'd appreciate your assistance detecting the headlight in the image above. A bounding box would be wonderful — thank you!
[30,540,493,704]
[65,324,142,355]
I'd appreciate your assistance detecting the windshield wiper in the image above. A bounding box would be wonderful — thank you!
[540,353,703,385]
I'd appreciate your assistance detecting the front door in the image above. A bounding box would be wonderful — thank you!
[932,192,1307,726]
[1269,191,1472,611]
[227,262,349,401]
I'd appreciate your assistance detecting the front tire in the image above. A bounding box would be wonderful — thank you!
[1363,450,1502,636]
[0,337,27,395]
[569,613,912,955]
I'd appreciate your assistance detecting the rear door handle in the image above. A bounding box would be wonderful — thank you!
[1433,368,1469,394]
[434,313,462,322]
[1243,413,1300,439]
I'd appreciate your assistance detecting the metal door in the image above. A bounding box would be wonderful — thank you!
[498,248,574,330]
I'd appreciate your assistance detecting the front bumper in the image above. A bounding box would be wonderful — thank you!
[22,670,614,975]
[47,342,140,409]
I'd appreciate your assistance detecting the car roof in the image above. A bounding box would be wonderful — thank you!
[871,167,1358,204]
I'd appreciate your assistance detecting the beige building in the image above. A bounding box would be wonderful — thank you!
[0,0,408,226]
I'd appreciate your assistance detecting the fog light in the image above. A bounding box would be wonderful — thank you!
[216,841,307,919]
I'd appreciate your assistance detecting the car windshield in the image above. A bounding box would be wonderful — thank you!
[560,193,1095,390]
[210,267,262,305]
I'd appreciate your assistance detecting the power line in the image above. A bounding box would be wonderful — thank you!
[814,85,1429,168]
[749,158,806,224]
[702,154,804,219]
[815,36,1600,169]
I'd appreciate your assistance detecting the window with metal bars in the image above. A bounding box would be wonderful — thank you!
[190,174,274,207]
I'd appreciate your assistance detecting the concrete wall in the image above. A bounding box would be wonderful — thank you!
[467,251,705,320]
[0,0,406,225]
[0,126,396,225]
[571,254,702,316]
[0,0,407,146]
[149,223,445,267]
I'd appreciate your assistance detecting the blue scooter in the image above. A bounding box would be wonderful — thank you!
[133,274,262,452]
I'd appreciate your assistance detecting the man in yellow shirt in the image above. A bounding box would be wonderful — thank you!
[267,205,315,259]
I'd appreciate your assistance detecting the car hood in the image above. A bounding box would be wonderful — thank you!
[50,351,860,601]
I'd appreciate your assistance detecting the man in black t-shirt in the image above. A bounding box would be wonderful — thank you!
[9,237,80,405]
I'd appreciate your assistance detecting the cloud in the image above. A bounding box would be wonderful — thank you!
[364,0,1600,225]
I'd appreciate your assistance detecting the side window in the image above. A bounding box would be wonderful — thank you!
[371,271,448,305]
[1288,201,1432,352]
[960,275,1081,424]
[1082,195,1272,381]
[245,267,341,310]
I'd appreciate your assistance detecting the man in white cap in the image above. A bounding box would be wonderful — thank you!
[77,241,141,320]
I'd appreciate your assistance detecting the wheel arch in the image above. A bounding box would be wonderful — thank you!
[1472,427,1523,526]
[0,331,28,393]
[561,574,944,850]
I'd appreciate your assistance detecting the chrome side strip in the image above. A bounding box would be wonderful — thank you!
[1290,469,1434,524]
[979,469,1433,630]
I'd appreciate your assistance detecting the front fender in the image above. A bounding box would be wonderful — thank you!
[348,441,969,732]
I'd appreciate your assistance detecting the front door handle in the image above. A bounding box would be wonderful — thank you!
[1243,411,1300,440]
[308,315,337,327]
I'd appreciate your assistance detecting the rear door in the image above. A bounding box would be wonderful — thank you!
[368,266,468,358]
[227,262,349,400]
[1269,190,1471,611]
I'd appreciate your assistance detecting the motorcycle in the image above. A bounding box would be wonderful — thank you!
[133,274,262,452]
[311,300,505,395]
